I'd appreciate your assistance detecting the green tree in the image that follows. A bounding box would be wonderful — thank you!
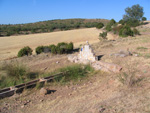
[123,4,144,21]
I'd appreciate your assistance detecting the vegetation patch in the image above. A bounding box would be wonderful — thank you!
[54,64,94,84]
[0,63,94,89]
[136,47,148,51]
[17,46,33,57]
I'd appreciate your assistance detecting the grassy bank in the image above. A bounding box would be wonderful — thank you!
[0,63,94,89]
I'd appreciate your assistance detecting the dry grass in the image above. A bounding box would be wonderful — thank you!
[0,28,118,61]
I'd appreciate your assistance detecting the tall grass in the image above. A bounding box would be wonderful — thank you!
[54,64,94,84]
[0,63,94,89]
[0,63,39,89]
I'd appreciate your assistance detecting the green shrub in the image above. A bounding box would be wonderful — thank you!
[119,26,133,37]
[126,19,140,27]
[105,24,112,31]
[142,17,147,21]
[96,23,104,29]
[112,25,123,34]
[50,44,57,54]
[35,46,45,54]
[67,42,74,53]
[56,42,68,54]
[109,19,116,26]
[99,32,107,40]
[18,46,33,57]
[119,19,125,25]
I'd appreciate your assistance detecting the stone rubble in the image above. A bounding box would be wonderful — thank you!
[67,41,122,73]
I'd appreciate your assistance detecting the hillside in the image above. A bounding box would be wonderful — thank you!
[0,21,150,113]
[0,19,109,37]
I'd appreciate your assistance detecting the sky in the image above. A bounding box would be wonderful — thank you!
[0,0,150,24]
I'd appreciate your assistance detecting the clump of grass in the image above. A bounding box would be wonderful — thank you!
[0,63,27,88]
[136,47,148,51]
[54,64,94,84]
[118,69,143,87]
[144,53,150,59]
[0,62,39,89]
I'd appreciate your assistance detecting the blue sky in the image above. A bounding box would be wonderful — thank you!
[0,0,150,24]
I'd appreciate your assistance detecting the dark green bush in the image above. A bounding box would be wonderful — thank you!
[35,46,45,54]
[119,19,125,25]
[119,26,133,37]
[109,19,116,26]
[67,42,74,53]
[142,17,147,21]
[18,46,33,57]
[96,23,104,29]
[56,42,68,54]
[125,19,140,27]
[49,44,57,54]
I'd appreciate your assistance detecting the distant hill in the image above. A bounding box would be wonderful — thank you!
[0,18,109,37]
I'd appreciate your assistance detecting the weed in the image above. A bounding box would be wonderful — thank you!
[54,64,94,84]
[136,47,148,51]
[118,72,143,87]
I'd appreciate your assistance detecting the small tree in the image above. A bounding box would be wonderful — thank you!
[96,23,104,29]
[123,4,144,21]
[99,32,107,40]
[18,46,33,57]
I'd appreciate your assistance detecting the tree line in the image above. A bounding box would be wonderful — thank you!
[0,19,109,37]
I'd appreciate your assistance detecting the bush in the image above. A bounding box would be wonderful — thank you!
[35,46,45,54]
[109,19,116,26]
[49,44,57,54]
[96,23,104,29]
[105,24,112,31]
[67,42,74,53]
[99,32,107,40]
[112,25,123,34]
[125,19,140,27]
[56,42,68,54]
[119,19,125,25]
[119,26,133,37]
[18,46,33,57]
[142,17,147,21]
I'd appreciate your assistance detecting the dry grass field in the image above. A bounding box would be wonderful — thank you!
[0,27,117,61]
[0,28,100,60]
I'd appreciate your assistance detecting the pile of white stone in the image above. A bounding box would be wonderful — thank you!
[67,41,122,73]
[68,41,96,64]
